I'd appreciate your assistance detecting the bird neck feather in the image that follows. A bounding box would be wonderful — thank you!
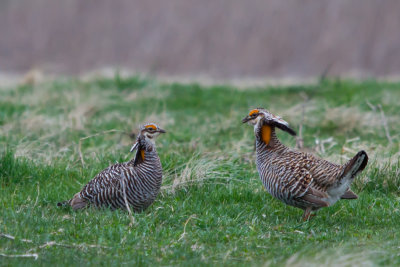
[256,122,283,150]
[261,125,272,145]
[140,149,145,161]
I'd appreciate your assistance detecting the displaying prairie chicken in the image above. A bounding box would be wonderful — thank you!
[58,123,166,212]
[242,108,368,220]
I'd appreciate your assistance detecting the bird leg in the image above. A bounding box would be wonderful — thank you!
[302,207,313,221]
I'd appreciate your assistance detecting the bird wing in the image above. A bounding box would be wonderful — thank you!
[79,163,125,202]
[278,151,340,207]
[306,155,343,190]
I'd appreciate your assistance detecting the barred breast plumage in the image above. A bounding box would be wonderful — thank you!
[243,108,368,220]
[58,123,166,212]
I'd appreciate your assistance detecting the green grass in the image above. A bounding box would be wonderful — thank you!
[1,76,400,266]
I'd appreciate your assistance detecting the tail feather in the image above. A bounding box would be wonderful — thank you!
[69,193,88,210]
[341,189,358,199]
[57,200,70,207]
[341,150,368,180]
[57,193,87,210]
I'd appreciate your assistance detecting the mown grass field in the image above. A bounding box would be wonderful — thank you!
[1,76,400,266]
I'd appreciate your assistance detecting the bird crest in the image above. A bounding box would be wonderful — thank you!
[249,109,259,116]
[144,124,157,130]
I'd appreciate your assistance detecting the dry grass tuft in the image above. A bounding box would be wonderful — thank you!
[321,107,380,133]
[162,155,229,193]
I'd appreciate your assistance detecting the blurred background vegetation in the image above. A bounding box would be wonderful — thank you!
[1,0,400,80]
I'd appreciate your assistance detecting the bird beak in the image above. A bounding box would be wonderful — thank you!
[158,128,166,134]
[242,116,251,123]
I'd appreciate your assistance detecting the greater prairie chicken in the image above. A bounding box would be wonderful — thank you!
[58,123,166,212]
[242,108,368,220]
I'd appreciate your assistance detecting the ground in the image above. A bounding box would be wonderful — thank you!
[0,76,399,266]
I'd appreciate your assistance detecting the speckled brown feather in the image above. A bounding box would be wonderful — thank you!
[246,109,368,220]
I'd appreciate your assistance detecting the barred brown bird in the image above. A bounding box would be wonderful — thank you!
[58,123,166,211]
[242,108,368,220]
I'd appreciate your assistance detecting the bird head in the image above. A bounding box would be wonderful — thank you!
[242,108,296,136]
[130,123,166,152]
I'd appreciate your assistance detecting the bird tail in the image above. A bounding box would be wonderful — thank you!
[57,200,70,207]
[341,150,368,181]
[340,189,358,199]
